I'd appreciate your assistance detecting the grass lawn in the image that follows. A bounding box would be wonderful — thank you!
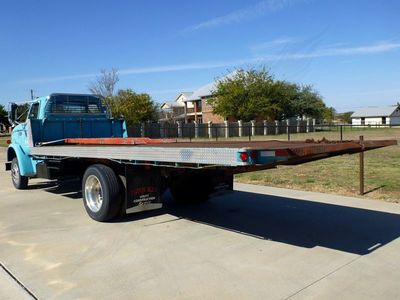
[236,128,400,203]
[0,135,10,147]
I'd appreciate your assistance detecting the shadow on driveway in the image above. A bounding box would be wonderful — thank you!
[38,179,400,255]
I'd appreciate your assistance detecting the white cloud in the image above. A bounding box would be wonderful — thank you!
[17,41,400,84]
[315,42,400,56]
[250,37,298,51]
[273,41,400,59]
[17,61,244,84]
[180,0,304,34]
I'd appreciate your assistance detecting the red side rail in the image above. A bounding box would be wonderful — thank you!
[65,137,177,145]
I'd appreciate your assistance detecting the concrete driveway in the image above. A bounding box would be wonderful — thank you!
[1,150,400,299]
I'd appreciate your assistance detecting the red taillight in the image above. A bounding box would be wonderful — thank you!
[275,150,289,157]
[6,139,11,145]
[239,152,249,162]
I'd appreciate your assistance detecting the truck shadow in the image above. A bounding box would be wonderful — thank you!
[41,179,400,255]
[160,190,400,255]
[35,178,83,199]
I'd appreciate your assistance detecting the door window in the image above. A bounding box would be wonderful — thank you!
[29,103,39,119]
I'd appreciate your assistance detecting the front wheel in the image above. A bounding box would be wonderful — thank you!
[11,158,28,189]
[82,164,122,222]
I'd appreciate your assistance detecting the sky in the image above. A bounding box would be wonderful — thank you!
[1,0,399,111]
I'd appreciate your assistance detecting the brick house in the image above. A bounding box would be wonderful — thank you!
[183,82,219,123]
[183,73,238,123]
[160,92,194,122]
[160,73,237,124]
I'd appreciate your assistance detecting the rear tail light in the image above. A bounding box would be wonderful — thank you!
[275,150,289,156]
[6,139,11,145]
[239,152,249,162]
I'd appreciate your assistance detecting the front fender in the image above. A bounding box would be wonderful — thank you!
[7,145,37,176]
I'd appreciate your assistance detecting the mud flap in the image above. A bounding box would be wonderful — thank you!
[125,166,163,214]
[208,169,234,197]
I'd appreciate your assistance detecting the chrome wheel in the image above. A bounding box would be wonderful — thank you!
[85,175,103,213]
[11,161,19,184]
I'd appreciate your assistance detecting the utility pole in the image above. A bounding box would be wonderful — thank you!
[30,89,34,100]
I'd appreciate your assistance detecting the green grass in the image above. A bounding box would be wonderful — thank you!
[0,135,10,147]
[236,128,400,203]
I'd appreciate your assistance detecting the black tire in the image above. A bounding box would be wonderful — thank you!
[11,158,28,189]
[170,172,211,203]
[82,164,122,222]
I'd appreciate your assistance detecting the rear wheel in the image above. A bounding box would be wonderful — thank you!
[11,158,28,189]
[82,164,122,222]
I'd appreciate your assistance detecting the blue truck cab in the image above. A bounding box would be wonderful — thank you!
[6,93,127,189]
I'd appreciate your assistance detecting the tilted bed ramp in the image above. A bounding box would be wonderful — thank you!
[29,138,397,169]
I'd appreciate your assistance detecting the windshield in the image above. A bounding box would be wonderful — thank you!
[46,94,106,114]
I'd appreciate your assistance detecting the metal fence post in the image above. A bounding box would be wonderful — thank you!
[238,120,243,137]
[194,121,199,139]
[312,119,316,132]
[224,120,229,138]
[208,121,212,138]
[340,125,343,141]
[141,123,145,137]
[275,120,279,135]
[251,120,255,136]
[306,118,310,133]
[177,121,182,138]
[159,122,164,138]
[286,119,290,134]
[263,120,267,135]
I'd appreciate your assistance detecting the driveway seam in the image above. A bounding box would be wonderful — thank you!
[0,262,38,300]
[284,255,362,299]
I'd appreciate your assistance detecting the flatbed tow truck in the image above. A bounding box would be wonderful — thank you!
[5,93,397,221]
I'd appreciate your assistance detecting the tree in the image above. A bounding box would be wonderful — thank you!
[208,67,327,121]
[88,68,119,97]
[336,111,353,124]
[209,68,276,121]
[323,107,336,123]
[107,89,158,125]
[0,104,7,117]
[292,85,327,121]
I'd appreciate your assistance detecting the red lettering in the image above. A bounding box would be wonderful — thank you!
[129,186,157,196]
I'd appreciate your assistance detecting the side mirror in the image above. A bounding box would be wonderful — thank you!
[8,103,18,127]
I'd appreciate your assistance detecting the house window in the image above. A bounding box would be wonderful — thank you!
[361,117,365,125]
[382,117,386,125]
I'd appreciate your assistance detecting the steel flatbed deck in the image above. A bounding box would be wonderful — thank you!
[30,138,396,168]
[8,93,398,222]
